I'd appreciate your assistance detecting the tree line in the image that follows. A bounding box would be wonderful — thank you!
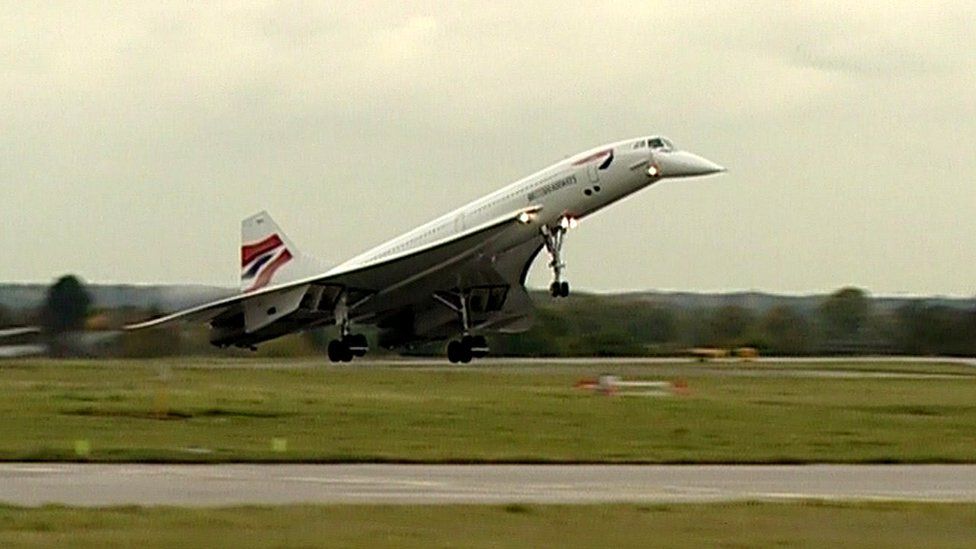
[2,276,974,358]
[491,287,976,357]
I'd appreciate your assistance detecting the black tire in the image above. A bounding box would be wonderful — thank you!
[447,340,461,363]
[347,333,368,357]
[458,343,473,364]
[550,282,560,297]
[560,281,570,297]
[469,335,489,358]
[327,339,344,363]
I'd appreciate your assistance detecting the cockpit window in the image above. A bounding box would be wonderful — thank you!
[648,137,674,151]
[632,140,646,149]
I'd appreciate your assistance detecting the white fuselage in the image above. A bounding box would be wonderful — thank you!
[126,134,722,361]
[340,137,661,271]
[126,134,723,357]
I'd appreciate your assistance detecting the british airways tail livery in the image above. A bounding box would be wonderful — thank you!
[128,136,724,363]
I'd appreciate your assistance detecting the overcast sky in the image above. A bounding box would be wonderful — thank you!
[2,2,974,296]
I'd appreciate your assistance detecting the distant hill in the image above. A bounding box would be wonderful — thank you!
[0,284,232,312]
[2,283,972,314]
[594,290,975,314]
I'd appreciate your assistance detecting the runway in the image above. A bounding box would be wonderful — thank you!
[160,356,976,380]
[169,356,976,369]
[3,464,976,506]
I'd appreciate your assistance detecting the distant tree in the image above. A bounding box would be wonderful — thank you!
[41,275,91,333]
[818,287,871,348]
[679,308,713,347]
[967,308,976,356]
[574,329,645,357]
[40,275,92,356]
[869,310,901,354]
[709,305,756,347]
[622,304,677,345]
[895,303,927,355]
[494,308,571,356]
[761,305,811,355]
[119,326,182,358]
[895,303,972,356]
[0,303,9,327]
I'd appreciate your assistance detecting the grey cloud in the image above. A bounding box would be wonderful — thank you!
[1,2,974,296]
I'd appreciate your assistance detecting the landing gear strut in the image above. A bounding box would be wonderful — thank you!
[327,291,368,363]
[542,218,572,298]
[434,290,490,363]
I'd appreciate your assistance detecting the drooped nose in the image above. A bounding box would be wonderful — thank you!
[653,150,725,178]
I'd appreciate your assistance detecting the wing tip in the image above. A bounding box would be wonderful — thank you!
[124,317,172,331]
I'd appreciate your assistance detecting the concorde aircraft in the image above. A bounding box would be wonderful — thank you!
[128,137,724,363]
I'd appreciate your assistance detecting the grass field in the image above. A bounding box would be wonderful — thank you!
[1,358,975,463]
[2,501,975,548]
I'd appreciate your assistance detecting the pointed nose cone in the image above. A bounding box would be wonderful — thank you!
[656,150,725,178]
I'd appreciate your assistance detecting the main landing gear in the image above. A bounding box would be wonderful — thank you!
[327,291,369,363]
[446,335,489,364]
[542,217,574,298]
[434,290,490,364]
[327,334,368,363]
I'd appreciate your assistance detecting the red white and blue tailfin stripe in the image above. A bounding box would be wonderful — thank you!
[241,234,293,292]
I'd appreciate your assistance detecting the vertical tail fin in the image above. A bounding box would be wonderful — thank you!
[241,212,319,292]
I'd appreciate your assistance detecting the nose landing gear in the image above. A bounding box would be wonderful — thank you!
[550,280,570,298]
[542,217,573,298]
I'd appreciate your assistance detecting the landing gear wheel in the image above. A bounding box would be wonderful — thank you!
[447,337,481,363]
[346,333,368,357]
[549,281,570,298]
[435,291,489,363]
[327,339,341,362]
[464,335,489,358]
[447,340,462,364]
[458,343,473,364]
[327,339,353,363]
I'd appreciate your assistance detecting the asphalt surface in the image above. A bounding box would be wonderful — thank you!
[170,356,976,368]
[161,356,976,379]
[3,464,976,506]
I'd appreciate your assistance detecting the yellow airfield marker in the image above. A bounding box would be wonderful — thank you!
[272,437,288,453]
